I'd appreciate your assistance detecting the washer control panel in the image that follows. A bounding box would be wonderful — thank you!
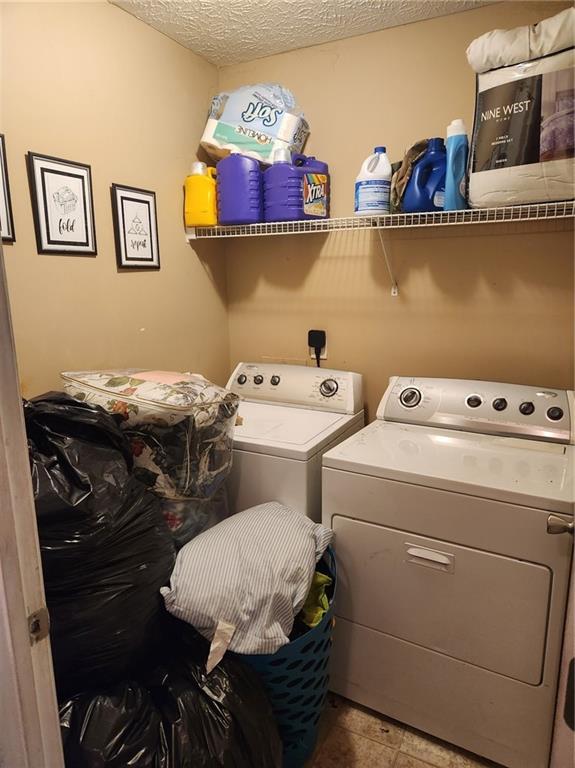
[378,377,574,444]
[227,362,363,414]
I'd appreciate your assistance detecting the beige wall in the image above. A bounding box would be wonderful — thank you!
[1,2,573,416]
[220,1,574,418]
[1,2,229,398]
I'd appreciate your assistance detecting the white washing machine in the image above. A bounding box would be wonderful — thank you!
[226,362,363,521]
[322,376,575,768]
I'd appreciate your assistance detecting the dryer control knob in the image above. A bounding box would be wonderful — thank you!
[320,378,338,397]
[466,395,482,408]
[400,388,421,408]
[270,375,280,386]
[237,374,247,385]
[547,406,564,421]
[519,401,535,416]
[254,375,264,385]
[492,398,507,411]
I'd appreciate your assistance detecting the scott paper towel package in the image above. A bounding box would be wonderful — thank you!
[200,83,309,165]
[467,9,574,208]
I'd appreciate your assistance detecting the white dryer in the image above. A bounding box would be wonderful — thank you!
[226,362,363,521]
[322,376,574,768]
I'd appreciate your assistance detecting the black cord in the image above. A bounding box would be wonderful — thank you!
[308,330,326,369]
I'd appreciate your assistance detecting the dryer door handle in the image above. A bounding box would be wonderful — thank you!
[547,515,574,535]
[407,547,451,564]
[405,545,455,573]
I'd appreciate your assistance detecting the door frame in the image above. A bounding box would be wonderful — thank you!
[0,246,64,767]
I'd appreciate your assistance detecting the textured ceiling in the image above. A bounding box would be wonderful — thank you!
[110,0,489,66]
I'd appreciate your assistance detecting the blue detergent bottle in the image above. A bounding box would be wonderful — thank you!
[444,119,469,211]
[403,138,447,213]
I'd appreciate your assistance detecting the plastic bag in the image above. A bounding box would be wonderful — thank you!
[201,83,310,164]
[26,393,176,697]
[60,683,168,768]
[60,370,239,545]
[160,486,230,548]
[60,370,238,501]
[59,625,282,768]
[147,623,282,768]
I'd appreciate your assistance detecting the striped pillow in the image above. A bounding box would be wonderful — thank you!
[161,502,333,655]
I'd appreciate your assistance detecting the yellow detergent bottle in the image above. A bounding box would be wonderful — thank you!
[184,162,217,227]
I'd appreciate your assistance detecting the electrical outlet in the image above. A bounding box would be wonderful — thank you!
[308,343,327,361]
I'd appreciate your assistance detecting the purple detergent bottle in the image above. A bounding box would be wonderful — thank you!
[402,138,447,213]
[264,150,330,222]
[216,152,263,225]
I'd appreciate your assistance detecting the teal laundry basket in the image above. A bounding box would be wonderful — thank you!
[238,548,335,768]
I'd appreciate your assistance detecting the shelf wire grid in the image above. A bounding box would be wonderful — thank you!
[187,201,575,239]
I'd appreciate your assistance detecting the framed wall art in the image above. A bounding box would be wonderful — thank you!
[111,184,160,269]
[27,152,97,255]
[0,135,16,243]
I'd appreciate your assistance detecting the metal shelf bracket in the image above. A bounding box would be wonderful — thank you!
[377,230,399,297]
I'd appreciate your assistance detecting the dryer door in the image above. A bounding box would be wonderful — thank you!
[333,517,551,684]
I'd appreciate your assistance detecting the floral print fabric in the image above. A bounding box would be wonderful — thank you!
[61,370,239,542]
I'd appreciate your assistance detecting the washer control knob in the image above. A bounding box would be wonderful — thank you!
[237,374,247,385]
[466,395,482,408]
[319,378,338,397]
[270,375,280,386]
[519,401,535,416]
[399,388,422,408]
[492,398,507,412]
[253,375,264,385]
[547,406,564,421]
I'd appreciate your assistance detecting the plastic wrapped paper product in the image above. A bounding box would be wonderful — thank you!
[200,83,310,165]
[61,370,239,545]
[26,393,176,698]
[467,9,575,207]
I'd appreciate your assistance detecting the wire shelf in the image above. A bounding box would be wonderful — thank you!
[187,201,575,239]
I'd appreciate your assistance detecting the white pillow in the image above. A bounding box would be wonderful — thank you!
[161,502,333,657]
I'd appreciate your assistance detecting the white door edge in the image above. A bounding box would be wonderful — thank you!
[0,247,64,767]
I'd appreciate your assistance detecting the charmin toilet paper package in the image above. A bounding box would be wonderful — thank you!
[467,9,574,207]
[200,83,309,164]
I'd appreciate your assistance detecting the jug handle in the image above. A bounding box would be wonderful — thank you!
[409,160,431,188]
[207,167,217,179]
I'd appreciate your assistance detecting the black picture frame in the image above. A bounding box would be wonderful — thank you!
[27,152,97,255]
[0,135,16,243]
[111,183,160,270]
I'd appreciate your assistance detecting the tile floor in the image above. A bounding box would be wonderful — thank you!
[307,694,502,768]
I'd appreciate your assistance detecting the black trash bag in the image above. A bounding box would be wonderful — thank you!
[60,682,168,768]
[25,393,176,697]
[25,392,133,517]
[59,625,282,768]
[146,621,282,768]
